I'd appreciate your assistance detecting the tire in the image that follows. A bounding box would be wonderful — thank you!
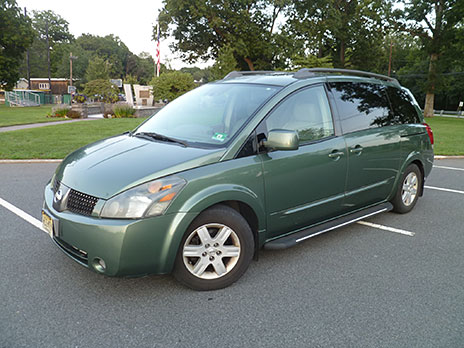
[391,163,422,214]
[173,205,254,291]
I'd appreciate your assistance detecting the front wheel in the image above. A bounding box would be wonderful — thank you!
[173,205,254,291]
[391,164,422,214]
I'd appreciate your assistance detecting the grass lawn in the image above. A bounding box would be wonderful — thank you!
[0,118,146,159]
[426,116,464,155]
[0,104,68,127]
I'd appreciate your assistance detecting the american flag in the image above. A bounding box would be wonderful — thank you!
[156,24,160,77]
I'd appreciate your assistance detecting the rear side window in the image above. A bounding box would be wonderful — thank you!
[328,82,391,133]
[386,87,421,124]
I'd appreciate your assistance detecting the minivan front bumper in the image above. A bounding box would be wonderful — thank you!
[43,183,193,276]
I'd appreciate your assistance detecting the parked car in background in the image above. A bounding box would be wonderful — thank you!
[42,68,434,290]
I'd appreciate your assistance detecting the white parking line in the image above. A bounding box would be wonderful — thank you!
[357,221,415,237]
[433,165,464,172]
[425,185,464,195]
[0,197,46,233]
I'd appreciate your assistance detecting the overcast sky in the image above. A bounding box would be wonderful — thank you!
[16,0,208,69]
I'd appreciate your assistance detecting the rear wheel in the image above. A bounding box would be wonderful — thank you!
[392,164,422,214]
[173,205,254,291]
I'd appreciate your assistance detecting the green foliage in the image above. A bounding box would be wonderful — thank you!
[151,71,196,101]
[49,105,70,117]
[125,52,155,85]
[18,10,74,80]
[85,56,110,81]
[112,104,136,118]
[157,0,287,70]
[210,45,238,80]
[83,79,118,103]
[73,93,87,103]
[124,74,138,85]
[0,0,34,90]
[291,55,333,70]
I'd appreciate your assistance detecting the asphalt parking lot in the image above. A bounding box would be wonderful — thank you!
[0,159,463,348]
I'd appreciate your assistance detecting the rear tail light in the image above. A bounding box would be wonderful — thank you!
[423,123,434,145]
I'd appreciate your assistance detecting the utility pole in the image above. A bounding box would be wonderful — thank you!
[70,52,73,86]
[25,7,31,89]
[388,39,393,77]
[45,19,51,99]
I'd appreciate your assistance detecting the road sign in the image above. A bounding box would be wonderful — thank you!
[68,86,77,94]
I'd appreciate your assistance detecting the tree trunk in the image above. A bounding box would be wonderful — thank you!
[424,53,438,118]
[340,41,345,68]
[244,57,255,71]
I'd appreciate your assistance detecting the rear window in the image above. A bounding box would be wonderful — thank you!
[386,87,421,124]
[327,82,391,133]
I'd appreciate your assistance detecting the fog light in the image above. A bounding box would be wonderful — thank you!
[92,257,106,273]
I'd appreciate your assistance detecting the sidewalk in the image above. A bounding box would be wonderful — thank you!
[0,114,103,133]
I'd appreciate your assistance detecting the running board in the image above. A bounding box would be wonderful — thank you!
[264,202,393,250]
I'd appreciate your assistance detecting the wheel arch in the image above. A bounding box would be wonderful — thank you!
[161,185,266,273]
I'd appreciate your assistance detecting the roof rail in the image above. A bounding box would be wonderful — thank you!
[294,68,399,84]
[223,70,286,79]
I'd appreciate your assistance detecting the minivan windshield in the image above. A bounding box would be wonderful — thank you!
[135,83,281,147]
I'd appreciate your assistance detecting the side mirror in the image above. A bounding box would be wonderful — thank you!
[262,129,299,151]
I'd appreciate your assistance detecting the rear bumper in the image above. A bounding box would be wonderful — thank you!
[43,183,194,276]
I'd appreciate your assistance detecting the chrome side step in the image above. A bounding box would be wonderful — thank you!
[263,202,393,250]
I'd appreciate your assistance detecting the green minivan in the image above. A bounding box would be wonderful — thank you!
[42,69,434,290]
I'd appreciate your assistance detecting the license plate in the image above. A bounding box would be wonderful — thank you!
[42,210,54,237]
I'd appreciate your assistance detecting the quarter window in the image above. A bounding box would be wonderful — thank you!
[264,85,334,144]
[386,87,421,124]
[328,82,391,133]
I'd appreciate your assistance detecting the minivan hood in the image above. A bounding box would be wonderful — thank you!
[56,134,225,199]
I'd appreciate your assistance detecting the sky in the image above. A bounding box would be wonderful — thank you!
[16,0,210,69]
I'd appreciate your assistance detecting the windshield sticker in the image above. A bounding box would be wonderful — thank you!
[212,133,227,142]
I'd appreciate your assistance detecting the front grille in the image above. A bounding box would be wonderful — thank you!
[53,236,88,266]
[67,189,98,216]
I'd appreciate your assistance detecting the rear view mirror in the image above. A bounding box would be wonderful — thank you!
[262,129,299,151]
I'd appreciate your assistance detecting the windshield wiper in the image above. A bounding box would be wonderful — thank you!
[134,132,188,147]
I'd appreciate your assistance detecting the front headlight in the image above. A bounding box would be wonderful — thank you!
[100,176,186,219]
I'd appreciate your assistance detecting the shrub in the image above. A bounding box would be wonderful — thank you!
[113,104,136,118]
[150,71,196,101]
[66,110,81,119]
[48,105,70,118]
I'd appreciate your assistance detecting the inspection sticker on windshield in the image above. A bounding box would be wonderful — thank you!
[212,133,227,142]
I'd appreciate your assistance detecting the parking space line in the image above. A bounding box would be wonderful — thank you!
[425,185,464,195]
[0,197,46,233]
[357,221,415,237]
[433,165,464,172]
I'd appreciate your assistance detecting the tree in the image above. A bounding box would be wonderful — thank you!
[150,71,196,101]
[210,45,238,80]
[83,79,118,103]
[157,0,288,70]
[283,0,392,72]
[395,0,464,117]
[85,56,110,81]
[19,10,74,78]
[0,0,34,90]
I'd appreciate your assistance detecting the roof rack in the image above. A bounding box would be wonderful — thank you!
[223,70,287,79]
[294,68,399,84]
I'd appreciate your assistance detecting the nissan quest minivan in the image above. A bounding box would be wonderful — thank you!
[42,68,434,290]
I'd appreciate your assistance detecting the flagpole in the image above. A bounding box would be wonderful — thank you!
[156,23,160,77]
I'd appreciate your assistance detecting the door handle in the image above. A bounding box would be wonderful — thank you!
[350,145,363,155]
[328,151,345,159]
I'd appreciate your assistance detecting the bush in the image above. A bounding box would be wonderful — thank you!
[66,110,81,119]
[150,71,196,101]
[113,104,136,118]
[83,79,119,103]
[48,105,70,118]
